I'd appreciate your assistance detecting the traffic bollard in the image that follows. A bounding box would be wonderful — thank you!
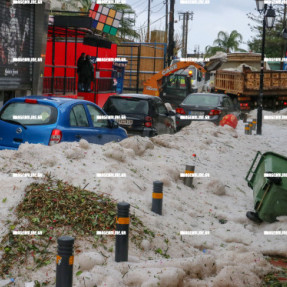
[252,119,257,131]
[248,122,253,135]
[151,181,163,215]
[115,201,130,262]
[56,236,74,287]
[245,124,250,135]
[183,165,195,187]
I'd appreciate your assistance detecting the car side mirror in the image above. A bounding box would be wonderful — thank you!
[168,110,176,116]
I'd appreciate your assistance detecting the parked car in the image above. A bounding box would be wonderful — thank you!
[103,94,176,137]
[0,96,127,150]
[175,93,240,130]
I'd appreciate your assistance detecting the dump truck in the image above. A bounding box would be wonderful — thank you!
[214,67,287,111]
[209,53,287,111]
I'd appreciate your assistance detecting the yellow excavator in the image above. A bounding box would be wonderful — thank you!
[143,61,207,107]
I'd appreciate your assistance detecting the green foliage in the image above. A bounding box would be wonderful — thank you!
[247,5,287,59]
[205,30,246,57]
[0,175,155,277]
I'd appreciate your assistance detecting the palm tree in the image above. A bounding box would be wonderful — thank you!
[205,30,246,57]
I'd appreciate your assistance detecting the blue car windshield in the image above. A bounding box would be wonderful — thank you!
[0,102,58,125]
[183,94,220,106]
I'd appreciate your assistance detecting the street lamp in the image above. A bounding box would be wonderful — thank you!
[266,7,276,28]
[255,1,276,135]
[256,0,265,13]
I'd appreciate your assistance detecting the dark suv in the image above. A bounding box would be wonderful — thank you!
[103,94,176,137]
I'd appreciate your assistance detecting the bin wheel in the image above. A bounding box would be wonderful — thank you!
[246,211,263,224]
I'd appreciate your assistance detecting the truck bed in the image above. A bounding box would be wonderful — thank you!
[215,70,287,96]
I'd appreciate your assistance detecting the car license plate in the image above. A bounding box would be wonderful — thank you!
[189,111,204,116]
[117,119,133,126]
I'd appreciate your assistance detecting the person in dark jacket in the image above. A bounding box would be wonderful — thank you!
[77,53,86,91]
[81,55,94,92]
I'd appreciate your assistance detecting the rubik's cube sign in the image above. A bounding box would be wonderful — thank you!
[89,2,123,36]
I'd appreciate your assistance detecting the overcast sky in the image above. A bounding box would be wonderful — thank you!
[130,0,259,55]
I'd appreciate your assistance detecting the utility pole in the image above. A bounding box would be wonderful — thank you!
[167,0,175,65]
[165,0,168,43]
[147,0,151,42]
[179,11,193,58]
[281,4,287,70]
[181,13,186,57]
[185,14,189,57]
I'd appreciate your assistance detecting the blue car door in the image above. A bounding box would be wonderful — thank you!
[85,103,122,144]
[0,120,24,149]
[63,104,101,144]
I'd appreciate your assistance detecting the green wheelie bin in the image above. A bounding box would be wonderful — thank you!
[245,151,287,223]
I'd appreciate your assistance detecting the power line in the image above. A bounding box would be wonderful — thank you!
[136,1,164,15]
[135,14,167,31]
[137,6,148,16]
[152,4,165,14]
[133,1,147,10]
[151,2,164,9]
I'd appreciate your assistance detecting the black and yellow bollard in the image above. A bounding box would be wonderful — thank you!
[183,165,195,187]
[245,124,250,135]
[56,236,74,287]
[248,122,253,135]
[252,119,257,131]
[115,202,130,262]
[151,181,163,215]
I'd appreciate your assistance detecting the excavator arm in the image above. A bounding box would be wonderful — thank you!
[143,61,206,97]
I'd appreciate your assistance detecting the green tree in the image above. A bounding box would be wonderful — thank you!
[247,5,287,60]
[205,30,246,57]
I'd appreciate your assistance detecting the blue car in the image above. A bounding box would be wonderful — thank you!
[0,96,127,150]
